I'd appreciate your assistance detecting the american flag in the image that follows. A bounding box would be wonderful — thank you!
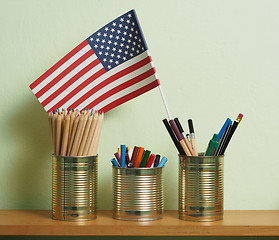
[29,9,160,113]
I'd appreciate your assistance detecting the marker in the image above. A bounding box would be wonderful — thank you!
[162,119,185,155]
[169,119,192,156]
[127,147,133,160]
[127,162,134,168]
[205,134,219,156]
[134,147,144,168]
[174,118,196,156]
[125,152,130,165]
[218,113,243,155]
[188,119,198,156]
[140,150,151,167]
[130,146,139,166]
[174,118,187,138]
[216,118,232,142]
[120,145,126,167]
[186,134,191,145]
[146,153,156,168]
[111,158,120,167]
[157,156,167,167]
[114,152,121,163]
[154,154,161,167]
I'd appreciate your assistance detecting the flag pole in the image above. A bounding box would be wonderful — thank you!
[158,85,172,121]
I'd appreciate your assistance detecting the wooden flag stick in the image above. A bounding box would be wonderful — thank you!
[158,85,172,121]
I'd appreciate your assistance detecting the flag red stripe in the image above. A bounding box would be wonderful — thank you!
[48,68,106,112]
[68,56,152,110]
[35,49,94,99]
[99,80,160,113]
[30,40,88,90]
[41,58,101,107]
[86,68,156,109]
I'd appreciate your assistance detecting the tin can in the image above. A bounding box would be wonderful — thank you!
[52,155,97,221]
[178,154,224,221]
[112,167,164,221]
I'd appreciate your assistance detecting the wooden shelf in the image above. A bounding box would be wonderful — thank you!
[0,210,279,236]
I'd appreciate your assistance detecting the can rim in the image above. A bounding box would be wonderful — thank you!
[112,166,164,169]
[52,154,98,158]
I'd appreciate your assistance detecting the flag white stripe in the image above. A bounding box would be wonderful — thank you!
[38,54,98,102]
[94,74,157,110]
[76,61,154,110]
[32,44,92,94]
[39,54,98,103]
[55,50,150,110]
[44,62,103,111]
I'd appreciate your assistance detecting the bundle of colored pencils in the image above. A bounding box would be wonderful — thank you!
[48,109,104,156]
[111,145,168,168]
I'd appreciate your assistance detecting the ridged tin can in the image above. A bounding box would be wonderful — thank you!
[52,155,97,221]
[179,154,224,221]
[112,167,164,221]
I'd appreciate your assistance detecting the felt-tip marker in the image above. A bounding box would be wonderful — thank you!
[205,134,219,156]
[111,158,120,167]
[188,119,198,156]
[157,156,168,167]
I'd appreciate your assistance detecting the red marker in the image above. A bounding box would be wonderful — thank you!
[146,153,156,168]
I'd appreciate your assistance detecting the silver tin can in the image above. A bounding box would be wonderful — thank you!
[112,167,164,221]
[179,154,224,221]
[52,155,97,221]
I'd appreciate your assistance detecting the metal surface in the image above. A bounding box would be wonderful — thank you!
[112,167,164,221]
[52,155,97,221]
[179,154,224,221]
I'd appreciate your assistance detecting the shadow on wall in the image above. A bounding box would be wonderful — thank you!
[5,98,52,209]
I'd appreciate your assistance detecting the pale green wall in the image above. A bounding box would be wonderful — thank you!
[0,0,278,211]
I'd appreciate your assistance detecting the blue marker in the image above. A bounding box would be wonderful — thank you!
[153,154,160,167]
[157,157,167,167]
[216,118,232,142]
[120,145,126,167]
[111,158,120,167]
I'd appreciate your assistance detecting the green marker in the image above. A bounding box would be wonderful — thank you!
[205,134,219,156]
[140,150,151,167]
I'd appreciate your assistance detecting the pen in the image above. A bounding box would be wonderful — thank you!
[216,118,232,142]
[174,118,186,138]
[218,113,243,155]
[188,119,198,156]
[162,119,185,155]
[215,123,231,156]
[174,118,196,156]
[169,119,192,156]
[205,133,219,156]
